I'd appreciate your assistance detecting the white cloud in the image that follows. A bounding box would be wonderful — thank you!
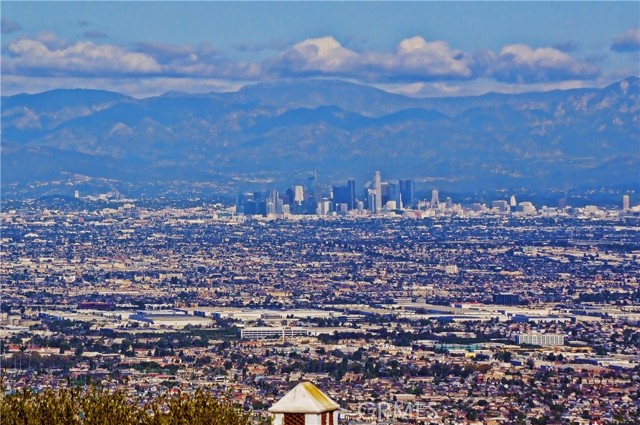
[390,36,472,78]
[272,36,357,74]
[492,44,599,83]
[4,38,161,76]
[34,31,69,49]
[2,37,262,81]
[270,36,474,81]
[1,33,609,96]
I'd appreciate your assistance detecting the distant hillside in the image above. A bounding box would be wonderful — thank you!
[2,77,639,195]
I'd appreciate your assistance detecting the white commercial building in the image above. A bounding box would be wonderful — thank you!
[515,333,564,346]
[240,327,310,339]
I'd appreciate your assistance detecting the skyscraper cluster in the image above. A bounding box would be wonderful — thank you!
[236,171,418,216]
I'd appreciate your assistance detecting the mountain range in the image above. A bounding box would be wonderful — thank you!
[2,77,639,196]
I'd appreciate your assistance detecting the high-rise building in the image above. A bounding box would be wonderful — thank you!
[294,186,304,205]
[387,182,402,209]
[381,181,390,207]
[347,179,356,210]
[332,185,349,208]
[331,180,357,211]
[374,171,382,213]
[306,171,321,214]
[623,195,630,211]
[284,188,294,205]
[431,189,439,208]
[243,199,257,215]
[445,197,453,209]
[253,191,269,215]
[367,189,377,213]
[266,200,276,215]
[510,195,517,207]
[236,192,248,214]
[307,173,316,199]
[399,179,414,208]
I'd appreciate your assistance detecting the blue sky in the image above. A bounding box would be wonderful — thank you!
[2,1,639,98]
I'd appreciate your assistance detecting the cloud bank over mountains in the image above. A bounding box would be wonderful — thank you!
[2,26,638,97]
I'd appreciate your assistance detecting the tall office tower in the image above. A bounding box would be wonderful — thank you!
[306,172,320,214]
[266,200,276,216]
[623,195,630,211]
[367,189,377,212]
[374,171,382,213]
[269,190,281,215]
[445,197,453,209]
[381,181,390,207]
[243,200,257,215]
[254,190,269,215]
[269,189,279,205]
[307,171,321,202]
[347,179,356,210]
[237,192,253,214]
[388,182,402,209]
[510,195,517,207]
[284,188,294,205]
[236,192,247,214]
[399,179,415,208]
[294,185,304,205]
[332,185,349,207]
[431,189,439,208]
[307,174,315,199]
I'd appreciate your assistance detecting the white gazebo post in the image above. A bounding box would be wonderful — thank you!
[269,381,340,425]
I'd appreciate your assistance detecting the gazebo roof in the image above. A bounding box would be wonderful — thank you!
[268,382,340,414]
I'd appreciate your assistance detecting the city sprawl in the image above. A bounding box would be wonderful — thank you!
[1,185,639,425]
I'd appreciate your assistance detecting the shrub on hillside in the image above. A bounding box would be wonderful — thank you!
[0,384,262,425]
